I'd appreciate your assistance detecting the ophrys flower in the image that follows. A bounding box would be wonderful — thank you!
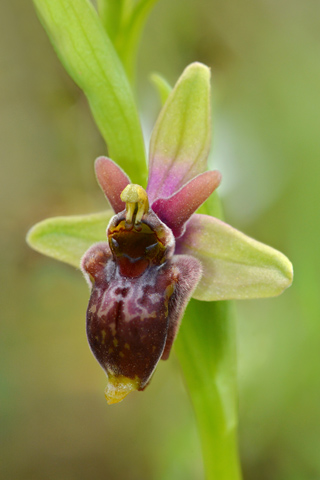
[27,63,293,404]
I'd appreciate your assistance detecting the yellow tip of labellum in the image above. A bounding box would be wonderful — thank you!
[105,375,139,405]
[120,184,149,225]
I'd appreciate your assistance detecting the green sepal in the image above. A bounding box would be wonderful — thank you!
[149,62,211,169]
[148,62,212,201]
[179,215,293,301]
[26,211,113,268]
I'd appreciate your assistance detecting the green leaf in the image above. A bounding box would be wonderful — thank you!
[179,214,293,301]
[147,63,212,202]
[97,0,124,42]
[97,0,160,81]
[27,211,112,268]
[150,72,172,106]
[33,0,146,185]
[115,0,160,80]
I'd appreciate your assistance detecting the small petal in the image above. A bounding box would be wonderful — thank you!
[95,157,130,213]
[147,63,211,202]
[152,170,221,238]
[26,211,113,268]
[176,214,293,301]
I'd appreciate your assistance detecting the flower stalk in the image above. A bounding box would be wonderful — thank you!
[175,195,242,479]
[176,300,241,480]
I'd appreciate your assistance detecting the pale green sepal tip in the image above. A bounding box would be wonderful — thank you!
[149,62,211,170]
[26,211,113,268]
[181,216,293,301]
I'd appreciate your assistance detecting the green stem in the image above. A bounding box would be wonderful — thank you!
[175,301,242,479]
[175,195,242,479]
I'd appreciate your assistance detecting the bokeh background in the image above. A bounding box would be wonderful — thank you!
[1,0,320,479]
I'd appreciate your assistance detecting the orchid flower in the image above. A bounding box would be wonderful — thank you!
[27,63,293,405]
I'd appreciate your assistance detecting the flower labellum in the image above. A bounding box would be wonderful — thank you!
[81,175,209,404]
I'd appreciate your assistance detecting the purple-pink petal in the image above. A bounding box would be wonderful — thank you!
[151,170,221,238]
[95,157,131,213]
[147,159,209,204]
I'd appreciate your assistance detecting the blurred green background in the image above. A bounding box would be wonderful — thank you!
[1,0,320,479]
